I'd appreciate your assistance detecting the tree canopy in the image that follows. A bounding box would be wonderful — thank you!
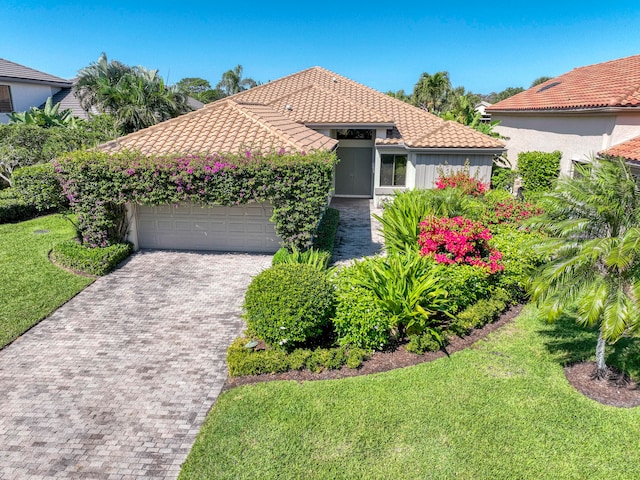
[74,53,192,134]
[175,77,224,103]
[215,65,258,97]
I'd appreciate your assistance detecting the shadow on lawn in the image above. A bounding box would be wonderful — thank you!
[538,312,640,379]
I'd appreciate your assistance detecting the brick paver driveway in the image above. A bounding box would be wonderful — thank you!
[0,250,271,479]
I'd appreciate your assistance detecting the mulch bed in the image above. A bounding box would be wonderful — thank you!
[223,303,524,391]
[564,362,640,408]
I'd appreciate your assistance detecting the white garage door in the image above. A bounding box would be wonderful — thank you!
[135,202,281,253]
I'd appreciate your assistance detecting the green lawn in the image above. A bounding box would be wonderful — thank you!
[180,307,640,479]
[0,214,93,348]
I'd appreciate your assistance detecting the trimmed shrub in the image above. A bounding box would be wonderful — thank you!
[480,192,542,228]
[429,262,493,314]
[0,188,38,223]
[517,150,561,197]
[491,165,516,191]
[244,263,335,350]
[448,288,511,336]
[226,339,369,376]
[333,266,394,350]
[50,241,133,276]
[435,168,487,196]
[13,163,67,211]
[406,329,448,354]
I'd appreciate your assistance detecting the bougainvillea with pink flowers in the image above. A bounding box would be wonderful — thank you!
[435,170,487,196]
[418,216,504,273]
[481,197,543,226]
[54,149,337,249]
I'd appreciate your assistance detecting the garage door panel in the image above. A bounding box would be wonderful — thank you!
[135,202,281,253]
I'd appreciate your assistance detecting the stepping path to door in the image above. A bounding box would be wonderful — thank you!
[330,198,385,266]
[0,250,271,480]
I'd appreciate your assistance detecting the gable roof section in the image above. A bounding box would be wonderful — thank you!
[0,58,71,87]
[45,88,90,119]
[100,99,338,155]
[488,54,640,112]
[99,66,503,155]
[601,136,640,163]
[232,67,502,149]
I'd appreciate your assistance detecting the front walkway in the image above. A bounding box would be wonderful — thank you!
[330,197,384,266]
[0,250,270,479]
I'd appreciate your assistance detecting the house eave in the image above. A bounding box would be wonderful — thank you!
[0,76,72,88]
[404,147,506,155]
[488,106,640,116]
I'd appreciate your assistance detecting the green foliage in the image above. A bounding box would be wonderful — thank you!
[406,329,448,354]
[13,163,66,211]
[313,207,340,253]
[226,339,368,376]
[55,149,336,250]
[271,247,331,270]
[429,262,493,313]
[517,150,561,197]
[348,252,450,340]
[491,165,516,191]
[8,97,78,128]
[528,157,640,376]
[448,288,511,336]
[50,241,133,276]
[491,227,546,299]
[332,266,394,350]
[216,64,258,96]
[0,188,38,223]
[375,188,481,254]
[0,122,115,186]
[244,264,335,350]
[175,77,223,103]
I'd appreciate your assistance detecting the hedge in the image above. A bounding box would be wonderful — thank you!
[517,150,561,196]
[54,149,337,249]
[13,163,67,212]
[50,241,133,276]
[0,188,39,223]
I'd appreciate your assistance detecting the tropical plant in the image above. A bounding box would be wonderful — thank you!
[74,53,191,134]
[215,64,258,97]
[175,77,223,103]
[528,157,640,378]
[348,251,450,340]
[412,71,453,114]
[8,98,78,128]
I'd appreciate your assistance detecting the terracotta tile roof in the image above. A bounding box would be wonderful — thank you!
[0,58,71,87]
[233,67,503,149]
[601,136,640,163]
[487,54,640,112]
[99,66,502,155]
[100,99,338,155]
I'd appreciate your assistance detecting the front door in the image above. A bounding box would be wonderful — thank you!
[335,142,373,197]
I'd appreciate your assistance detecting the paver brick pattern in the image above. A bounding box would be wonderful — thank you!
[0,250,270,480]
[330,198,384,266]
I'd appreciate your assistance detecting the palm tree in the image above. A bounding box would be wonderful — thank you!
[73,53,191,134]
[412,71,453,114]
[215,65,257,97]
[528,157,640,378]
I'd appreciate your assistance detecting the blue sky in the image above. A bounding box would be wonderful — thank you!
[3,1,640,95]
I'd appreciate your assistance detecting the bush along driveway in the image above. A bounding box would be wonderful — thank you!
[0,250,271,479]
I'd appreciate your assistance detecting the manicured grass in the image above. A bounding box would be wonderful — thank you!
[180,307,640,479]
[0,214,93,348]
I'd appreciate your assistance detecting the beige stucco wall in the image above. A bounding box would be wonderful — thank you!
[0,82,60,124]
[493,112,640,174]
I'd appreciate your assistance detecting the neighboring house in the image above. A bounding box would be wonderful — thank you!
[99,66,503,252]
[475,101,493,124]
[487,54,640,175]
[601,135,640,164]
[0,57,72,124]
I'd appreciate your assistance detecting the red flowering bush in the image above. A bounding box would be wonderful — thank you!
[435,170,487,196]
[482,197,542,225]
[418,216,504,273]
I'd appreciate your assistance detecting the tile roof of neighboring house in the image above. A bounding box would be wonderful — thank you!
[0,58,71,87]
[601,136,640,163]
[487,54,640,112]
[99,67,503,155]
[100,99,338,154]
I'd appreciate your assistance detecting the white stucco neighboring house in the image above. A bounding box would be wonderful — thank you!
[487,54,640,175]
[0,58,73,124]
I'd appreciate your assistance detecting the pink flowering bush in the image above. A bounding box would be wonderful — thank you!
[55,149,337,249]
[435,170,487,196]
[418,216,504,273]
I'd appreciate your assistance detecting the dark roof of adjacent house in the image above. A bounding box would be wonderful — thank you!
[46,87,91,119]
[0,57,71,87]
[601,136,640,163]
[100,66,503,155]
[487,54,640,112]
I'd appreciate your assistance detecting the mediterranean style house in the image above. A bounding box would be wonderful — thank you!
[487,54,640,175]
